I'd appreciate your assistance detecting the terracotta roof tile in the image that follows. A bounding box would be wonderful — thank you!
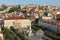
[4,16,27,20]
[0,38,2,40]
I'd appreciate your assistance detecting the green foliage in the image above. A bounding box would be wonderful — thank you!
[8,34,14,40]
[10,26,19,34]
[57,32,60,36]
[32,25,40,31]
[8,7,19,13]
[35,18,39,23]
[17,5,21,9]
[10,26,28,40]
[45,31,60,40]
[10,26,15,31]
[1,27,14,40]
[18,32,27,40]
[44,11,48,16]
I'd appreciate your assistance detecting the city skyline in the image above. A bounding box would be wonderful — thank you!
[0,0,60,6]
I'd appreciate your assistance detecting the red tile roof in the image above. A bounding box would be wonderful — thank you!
[56,14,60,19]
[4,16,27,20]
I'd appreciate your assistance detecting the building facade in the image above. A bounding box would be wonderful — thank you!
[4,19,31,29]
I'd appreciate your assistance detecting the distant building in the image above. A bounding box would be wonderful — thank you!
[56,14,60,20]
[48,13,52,17]
[55,11,60,20]
[35,7,39,12]
[39,10,44,18]
[42,16,52,20]
[34,12,39,18]
[27,4,36,8]
[20,5,26,9]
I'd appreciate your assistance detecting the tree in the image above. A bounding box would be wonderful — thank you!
[1,27,14,40]
[21,6,27,13]
[8,7,18,13]
[10,26,15,31]
[57,32,60,36]
[44,31,60,40]
[17,5,21,9]
[8,34,14,40]
[32,25,40,31]
[35,18,39,24]
[10,26,28,40]
[44,11,48,16]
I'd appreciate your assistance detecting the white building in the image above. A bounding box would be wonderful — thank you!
[42,16,52,20]
[4,19,31,29]
[39,10,44,18]
[56,11,60,14]
[34,13,39,18]
[32,12,39,18]
[20,5,26,9]
[48,13,53,17]
[55,11,60,19]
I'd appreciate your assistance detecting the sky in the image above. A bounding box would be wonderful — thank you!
[0,0,60,6]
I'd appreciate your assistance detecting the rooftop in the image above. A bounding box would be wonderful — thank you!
[4,16,27,20]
